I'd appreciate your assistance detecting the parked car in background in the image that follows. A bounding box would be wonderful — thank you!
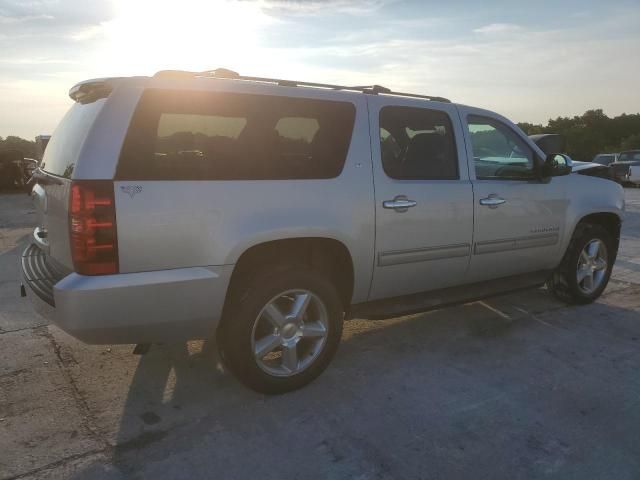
[626,164,640,186]
[618,150,640,163]
[0,150,34,189]
[21,69,624,393]
[592,153,618,165]
[610,150,640,185]
[529,134,612,180]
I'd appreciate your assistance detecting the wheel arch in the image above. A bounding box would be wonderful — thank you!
[223,237,355,315]
[571,211,622,259]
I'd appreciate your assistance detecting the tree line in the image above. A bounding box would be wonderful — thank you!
[0,136,39,159]
[2,108,639,163]
[518,109,640,161]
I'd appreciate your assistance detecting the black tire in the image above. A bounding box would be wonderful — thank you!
[217,266,344,394]
[547,223,615,304]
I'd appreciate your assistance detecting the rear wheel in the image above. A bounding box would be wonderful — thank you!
[547,224,614,304]
[217,267,343,394]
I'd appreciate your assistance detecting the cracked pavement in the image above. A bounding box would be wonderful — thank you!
[2,188,640,479]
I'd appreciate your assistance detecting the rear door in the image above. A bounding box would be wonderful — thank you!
[458,106,569,282]
[367,97,474,300]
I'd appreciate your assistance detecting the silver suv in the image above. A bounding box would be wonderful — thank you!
[21,69,624,393]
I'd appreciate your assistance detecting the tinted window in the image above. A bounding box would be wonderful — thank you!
[41,99,106,178]
[118,90,356,180]
[619,151,640,162]
[468,116,535,180]
[379,106,458,180]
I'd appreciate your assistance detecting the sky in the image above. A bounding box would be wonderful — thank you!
[1,0,639,139]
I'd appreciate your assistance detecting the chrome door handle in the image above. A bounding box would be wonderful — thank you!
[479,195,506,208]
[383,196,417,212]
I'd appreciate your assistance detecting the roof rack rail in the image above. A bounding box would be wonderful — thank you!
[153,69,451,103]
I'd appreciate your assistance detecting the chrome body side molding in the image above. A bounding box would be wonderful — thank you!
[378,243,471,267]
[474,233,559,255]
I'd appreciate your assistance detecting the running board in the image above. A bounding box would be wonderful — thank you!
[349,271,552,320]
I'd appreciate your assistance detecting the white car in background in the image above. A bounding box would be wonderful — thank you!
[627,164,640,186]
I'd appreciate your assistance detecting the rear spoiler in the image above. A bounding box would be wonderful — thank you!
[68,78,122,104]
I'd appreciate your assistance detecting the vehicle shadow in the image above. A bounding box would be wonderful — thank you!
[62,282,640,479]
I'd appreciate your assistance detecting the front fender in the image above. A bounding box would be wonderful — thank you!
[562,175,624,252]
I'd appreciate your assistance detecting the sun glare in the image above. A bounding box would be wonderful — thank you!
[102,0,274,76]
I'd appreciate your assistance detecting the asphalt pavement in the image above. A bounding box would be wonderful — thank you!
[2,188,640,480]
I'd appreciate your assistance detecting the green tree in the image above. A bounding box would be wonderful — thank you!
[0,136,38,159]
[519,110,640,160]
[618,133,640,151]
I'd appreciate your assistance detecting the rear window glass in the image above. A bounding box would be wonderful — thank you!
[41,99,106,178]
[118,90,356,180]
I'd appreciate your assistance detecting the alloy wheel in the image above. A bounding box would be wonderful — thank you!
[251,289,329,377]
[576,239,608,295]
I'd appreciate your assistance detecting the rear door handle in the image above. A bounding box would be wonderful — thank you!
[479,195,506,208]
[383,196,417,212]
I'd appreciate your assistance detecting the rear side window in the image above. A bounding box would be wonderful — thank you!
[619,152,640,162]
[378,106,458,180]
[41,99,107,178]
[118,90,356,180]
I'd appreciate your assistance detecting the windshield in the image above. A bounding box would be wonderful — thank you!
[593,154,614,165]
[41,99,106,178]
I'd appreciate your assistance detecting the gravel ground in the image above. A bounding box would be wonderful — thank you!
[2,188,640,480]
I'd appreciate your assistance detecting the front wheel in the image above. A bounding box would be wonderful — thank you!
[547,224,615,304]
[217,267,344,394]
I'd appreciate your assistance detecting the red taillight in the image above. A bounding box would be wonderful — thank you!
[69,181,118,275]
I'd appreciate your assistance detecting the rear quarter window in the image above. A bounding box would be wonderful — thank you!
[41,99,107,178]
[117,90,356,180]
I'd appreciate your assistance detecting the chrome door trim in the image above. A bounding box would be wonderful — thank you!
[474,233,559,255]
[378,243,471,267]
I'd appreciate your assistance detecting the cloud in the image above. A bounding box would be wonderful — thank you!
[252,0,393,16]
[0,57,78,65]
[0,0,639,138]
[0,14,53,24]
[67,23,106,41]
[473,22,522,34]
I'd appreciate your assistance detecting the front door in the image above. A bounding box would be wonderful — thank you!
[458,107,569,283]
[367,97,474,300]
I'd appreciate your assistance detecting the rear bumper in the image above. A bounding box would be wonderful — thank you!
[21,244,233,344]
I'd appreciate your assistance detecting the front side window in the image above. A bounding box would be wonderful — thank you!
[118,90,356,180]
[379,106,458,180]
[468,116,535,180]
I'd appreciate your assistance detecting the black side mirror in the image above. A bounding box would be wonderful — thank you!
[541,153,572,177]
